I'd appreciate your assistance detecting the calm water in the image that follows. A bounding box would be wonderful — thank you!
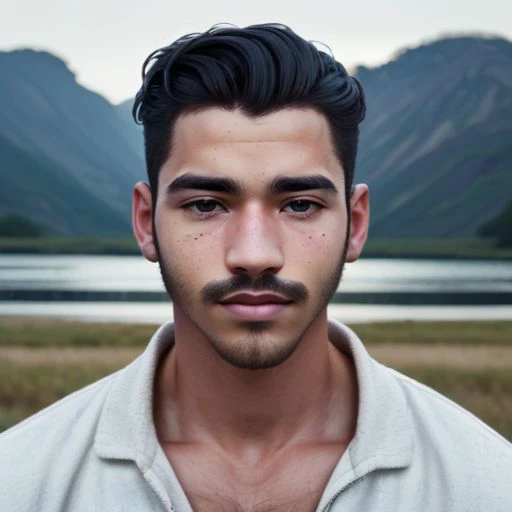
[1,254,511,323]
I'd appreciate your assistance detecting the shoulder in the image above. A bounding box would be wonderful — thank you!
[0,369,117,446]
[0,370,119,507]
[389,365,510,447]
[387,365,511,505]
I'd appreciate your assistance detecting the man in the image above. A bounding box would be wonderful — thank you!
[0,24,510,511]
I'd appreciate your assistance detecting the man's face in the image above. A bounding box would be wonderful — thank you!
[134,107,368,369]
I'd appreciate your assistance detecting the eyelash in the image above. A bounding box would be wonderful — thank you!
[181,198,324,220]
[182,199,227,219]
[282,199,323,218]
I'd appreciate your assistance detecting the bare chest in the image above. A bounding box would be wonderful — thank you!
[163,444,345,512]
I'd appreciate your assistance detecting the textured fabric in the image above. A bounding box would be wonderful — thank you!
[0,321,510,511]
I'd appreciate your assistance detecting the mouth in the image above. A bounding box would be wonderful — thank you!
[219,292,293,321]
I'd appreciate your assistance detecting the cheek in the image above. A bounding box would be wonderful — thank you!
[289,211,347,251]
[285,230,344,270]
[288,213,346,256]
[157,224,223,275]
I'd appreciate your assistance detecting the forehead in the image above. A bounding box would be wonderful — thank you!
[163,107,342,179]
[175,107,332,145]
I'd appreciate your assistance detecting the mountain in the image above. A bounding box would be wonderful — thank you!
[0,50,145,235]
[115,98,143,157]
[479,200,512,246]
[116,98,135,124]
[1,38,511,239]
[355,36,512,238]
[0,135,129,235]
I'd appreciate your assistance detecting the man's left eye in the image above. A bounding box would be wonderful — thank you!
[192,199,221,213]
[285,200,316,213]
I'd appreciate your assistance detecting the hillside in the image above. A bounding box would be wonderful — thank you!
[479,200,512,246]
[115,98,143,156]
[1,38,511,239]
[0,50,144,235]
[355,36,512,238]
[0,136,129,235]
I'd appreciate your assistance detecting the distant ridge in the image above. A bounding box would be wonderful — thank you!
[479,199,512,247]
[1,37,511,238]
[115,98,143,157]
[0,50,144,235]
[0,135,128,235]
[355,35,512,237]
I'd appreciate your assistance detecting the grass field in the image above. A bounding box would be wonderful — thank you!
[0,317,511,439]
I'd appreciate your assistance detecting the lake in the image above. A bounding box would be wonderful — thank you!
[1,254,511,323]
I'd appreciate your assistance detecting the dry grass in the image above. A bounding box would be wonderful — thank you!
[1,317,511,439]
[0,317,157,347]
[355,320,512,346]
[0,346,142,366]
[400,367,512,440]
[0,361,117,432]
[368,344,512,369]
[2,317,512,347]
[1,344,512,370]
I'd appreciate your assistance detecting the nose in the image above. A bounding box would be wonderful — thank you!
[225,204,284,277]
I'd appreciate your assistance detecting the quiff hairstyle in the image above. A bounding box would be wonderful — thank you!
[133,23,366,208]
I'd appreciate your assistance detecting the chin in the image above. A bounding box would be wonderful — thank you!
[207,329,302,370]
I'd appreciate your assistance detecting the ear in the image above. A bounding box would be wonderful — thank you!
[132,181,158,262]
[345,184,370,263]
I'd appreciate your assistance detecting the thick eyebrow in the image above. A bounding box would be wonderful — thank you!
[270,175,338,194]
[166,173,242,195]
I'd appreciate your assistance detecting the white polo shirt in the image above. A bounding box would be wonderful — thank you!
[0,321,510,511]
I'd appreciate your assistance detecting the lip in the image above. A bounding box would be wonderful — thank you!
[219,293,292,321]
[220,292,291,305]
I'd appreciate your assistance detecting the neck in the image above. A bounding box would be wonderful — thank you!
[154,310,358,456]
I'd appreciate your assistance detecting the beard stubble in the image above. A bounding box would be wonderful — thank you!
[153,227,349,370]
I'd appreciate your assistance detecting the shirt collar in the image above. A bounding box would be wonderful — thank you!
[321,320,413,502]
[95,320,413,476]
[95,322,175,471]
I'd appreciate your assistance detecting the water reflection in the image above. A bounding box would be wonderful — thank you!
[1,254,512,293]
[1,254,512,321]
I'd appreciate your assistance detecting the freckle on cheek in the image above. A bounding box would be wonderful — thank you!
[322,233,326,237]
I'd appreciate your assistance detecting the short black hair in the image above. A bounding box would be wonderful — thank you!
[134,23,366,208]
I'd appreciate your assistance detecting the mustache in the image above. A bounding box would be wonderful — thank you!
[201,274,309,304]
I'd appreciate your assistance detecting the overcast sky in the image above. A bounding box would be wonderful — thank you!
[2,0,511,104]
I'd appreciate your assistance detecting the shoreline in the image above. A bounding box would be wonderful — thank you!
[1,237,511,260]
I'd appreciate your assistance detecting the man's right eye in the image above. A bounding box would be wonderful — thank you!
[183,199,226,216]
[193,199,219,212]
